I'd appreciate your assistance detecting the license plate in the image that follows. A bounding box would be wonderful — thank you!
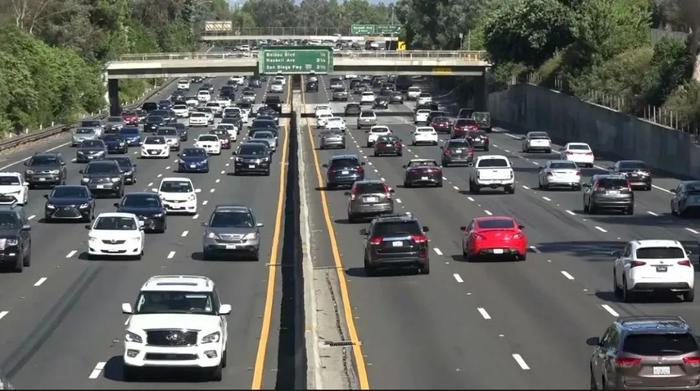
[341,170,349,175]
[656,266,668,272]
[249,164,256,168]
[39,178,46,181]
[364,197,378,203]
[96,185,105,189]
[653,366,671,375]
[455,149,462,153]
[421,176,429,180]
[608,190,619,195]
[392,241,403,247]
[190,164,196,168]
[493,249,504,254]
[225,244,238,249]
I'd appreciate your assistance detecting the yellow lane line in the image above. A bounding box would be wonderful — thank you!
[251,78,292,390]
[301,77,371,389]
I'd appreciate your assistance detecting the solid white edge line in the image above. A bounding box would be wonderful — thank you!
[0,311,7,320]
[453,273,464,283]
[66,250,77,258]
[561,271,575,280]
[512,354,530,370]
[477,307,491,320]
[522,185,530,190]
[88,362,106,379]
[433,248,443,256]
[652,185,673,194]
[595,226,608,233]
[601,304,619,317]
[396,199,402,203]
[34,277,47,287]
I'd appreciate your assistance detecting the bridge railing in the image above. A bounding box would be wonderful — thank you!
[202,27,354,36]
[117,50,488,63]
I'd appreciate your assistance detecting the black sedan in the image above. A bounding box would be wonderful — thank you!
[610,160,652,190]
[177,147,209,173]
[102,134,128,154]
[76,139,107,163]
[115,192,167,233]
[389,91,404,104]
[403,159,443,188]
[44,185,95,223]
[143,115,164,132]
[104,156,136,185]
[373,97,389,109]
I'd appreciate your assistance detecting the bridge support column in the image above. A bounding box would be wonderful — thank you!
[108,79,121,116]
[474,74,487,111]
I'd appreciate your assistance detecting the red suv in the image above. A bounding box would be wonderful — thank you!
[451,119,479,138]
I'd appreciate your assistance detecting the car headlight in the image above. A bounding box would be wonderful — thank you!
[235,157,243,162]
[262,157,270,162]
[124,170,133,176]
[188,194,196,201]
[25,169,34,175]
[201,331,220,344]
[46,204,56,209]
[207,232,219,239]
[48,169,59,175]
[96,150,104,155]
[125,331,143,343]
[79,203,90,209]
[152,213,164,218]
[81,177,89,183]
[6,238,18,246]
[89,236,98,241]
[243,232,257,240]
[111,177,121,183]
[178,159,186,164]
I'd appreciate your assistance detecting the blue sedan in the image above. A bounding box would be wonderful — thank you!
[177,147,209,173]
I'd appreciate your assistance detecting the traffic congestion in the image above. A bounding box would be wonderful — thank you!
[0,70,699,389]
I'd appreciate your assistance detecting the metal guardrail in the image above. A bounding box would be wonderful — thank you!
[117,50,488,62]
[202,27,355,36]
[0,79,176,151]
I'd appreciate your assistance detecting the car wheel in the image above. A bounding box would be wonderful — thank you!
[208,364,222,382]
[626,206,634,215]
[613,270,622,297]
[13,256,23,272]
[589,202,597,215]
[484,146,489,152]
[506,185,515,194]
[590,367,598,391]
[437,181,443,188]
[203,248,213,260]
[518,252,526,261]
[363,257,376,276]
[622,278,634,303]
[221,350,228,368]
[348,213,356,223]
[684,288,696,302]
[123,365,139,381]
[470,181,480,194]
[420,261,430,274]
[403,181,410,188]
[23,249,31,267]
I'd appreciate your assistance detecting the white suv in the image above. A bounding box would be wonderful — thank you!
[613,240,694,302]
[366,126,392,147]
[121,275,231,381]
[157,177,197,215]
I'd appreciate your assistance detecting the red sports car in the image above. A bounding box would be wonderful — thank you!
[460,216,528,261]
[121,111,139,126]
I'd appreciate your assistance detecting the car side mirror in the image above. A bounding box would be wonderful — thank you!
[422,226,429,232]
[586,337,601,347]
[85,224,91,229]
[138,221,145,229]
[218,304,232,315]
[78,170,83,174]
[121,303,134,314]
[518,224,525,229]
[611,250,621,257]
[359,228,368,236]
[460,226,466,231]
[389,188,395,193]
[113,203,119,207]
[21,224,31,231]
[44,194,49,199]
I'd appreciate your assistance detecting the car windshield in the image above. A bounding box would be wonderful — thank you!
[433,117,449,122]
[0,176,20,185]
[106,158,131,169]
[108,116,122,122]
[597,178,628,189]
[377,136,398,143]
[160,181,193,193]
[472,112,490,122]
[75,128,95,134]
[252,132,273,139]
[52,186,89,198]
[355,183,386,193]
[456,119,477,126]
[173,105,187,110]
[94,216,136,230]
[550,162,577,169]
[477,158,508,168]
[121,128,138,135]
[123,194,161,208]
[239,145,266,155]
[636,247,685,259]
[199,135,218,142]
[371,128,389,133]
[211,211,254,228]
[181,148,206,157]
[623,333,698,356]
[146,116,163,123]
[416,128,434,132]
[448,141,470,148]
[30,155,59,165]
[372,221,422,236]
[0,212,20,229]
[81,121,101,127]
[157,129,177,136]
[529,133,549,139]
[477,219,515,229]
[103,135,123,142]
[568,144,590,150]
[81,140,104,148]
[619,161,646,170]
[144,137,165,144]
[408,160,437,168]
[135,291,215,315]
[330,158,359,168]
[86,163,119,174]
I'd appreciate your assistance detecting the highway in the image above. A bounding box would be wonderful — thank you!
[0,76,290,388]
[301,75,700,389]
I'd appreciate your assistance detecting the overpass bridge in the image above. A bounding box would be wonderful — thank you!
[105,50,490,114]
[200,34,397,43]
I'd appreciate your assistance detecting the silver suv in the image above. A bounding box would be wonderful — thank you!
[156,127,180,151]
[72,127,98,146]
[345,180,395,222]
[202,205,263,260]
[588,316,700,390]
[357,110,377,129]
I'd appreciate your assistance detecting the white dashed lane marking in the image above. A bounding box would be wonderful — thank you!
[595,226,608,233]
[512,354,530,370]
[467,197,475,202]
[433,248,443,256]
[452,186,459,191]
[477,307,491,320]
[165,166,170,170]
[566,210,576,216]
[647,211,659,216]
[542,196,551,202]
[0,311,7,320]
[652,185,673,194]
[88,362,106,379]
[561,271,575,280]
[484,210,493,216]
[220,170,225,174]
[210,188,216,193]
[522,185,529,190]
[202,200,208,206]
[216,179,220,183]
[453,273,464,283]
[181,231,189,237]
[167,251,176,259]
[686,228,699,234]
[28,215,35,220]
[601,304,619,317]
[34,277,47,287]
[157,174,162,178]
[66,250,77,258]
[192,214,199,220]
[396,199,402,204]
[147,182,153,187]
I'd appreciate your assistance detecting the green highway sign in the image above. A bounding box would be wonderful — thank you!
[259,46,333,75]
[351,24,401,35]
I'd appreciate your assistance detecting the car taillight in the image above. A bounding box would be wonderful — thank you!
[626,181,632,192]
[576,171,581,176]
[357,166,364,174]
[395,142,401,147]
[684,356,700,367]
[411,234,428,244]
[369,236,383,245]
[474,233,486,240]
[327,168,337,174]
[512,233,523,239]
[547,172,554,177]
[679,259,692,267]
[468,148,474,156]
[585,152,593,156]
[566,151,574,155]
[443,149,451,156]
[350,193,356,201]
[593,183,600,191]
[615,357,641,368]
[630,260,646,267]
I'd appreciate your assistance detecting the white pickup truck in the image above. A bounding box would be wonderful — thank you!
[469,155,515,194]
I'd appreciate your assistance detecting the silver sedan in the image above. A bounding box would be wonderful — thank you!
[537,160,581,190]
[319,129,346,149]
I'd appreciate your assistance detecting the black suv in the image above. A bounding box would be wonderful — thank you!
[265,95,282,113]
[306,80,319,92]
[115,192,167,233]
[324,155,366,189]
[23,153,67,188]
[104,156,136,185]
[80,160,125,198]
[102,134,128,154]
[44,185,94,222]
[361,213,430,275]
[144,115,164,132]
[588,316,700,390]
[583,174,634,215]
[610,160,652,190]
[76,139,107,163]
[233,142,272,176]
[0,204,31,272]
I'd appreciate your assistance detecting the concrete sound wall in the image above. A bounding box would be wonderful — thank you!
[488,85,700,179]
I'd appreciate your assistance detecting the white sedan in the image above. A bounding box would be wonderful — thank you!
[171,104,189,118]
[189,112,209,127]
[315,105,333,118]
[366,126,392,147]
[316,112,334,128]
[88,213,144,259]
[412,126,439,146]
[141,136,170,159]
[560,142,594,168]
[360,91,375,105]
[157,177,197,215]
[0,172,29,205]
[230,75,245,85]
[324,117,346,132]
[414,109,431,124]
[194,134,222,155]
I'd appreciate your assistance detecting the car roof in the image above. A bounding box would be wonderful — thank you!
[372,213,418,223]
[95,212,137,219]
[616,316,690,334]
[0,172,21,177]
[592,173,627,180]
[548,159,576,165]
[141,275,215,292]
[474,216,516,223]
[477,154,508,160]
[630,239,683,248]
[330,154,359,160]
[213,204,252,213]
[123,191,158,197]
[408,159,436,163]
[161,177,193,183]
[566,142,590,147]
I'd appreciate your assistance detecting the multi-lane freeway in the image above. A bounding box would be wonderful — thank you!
[1,70,700,389]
